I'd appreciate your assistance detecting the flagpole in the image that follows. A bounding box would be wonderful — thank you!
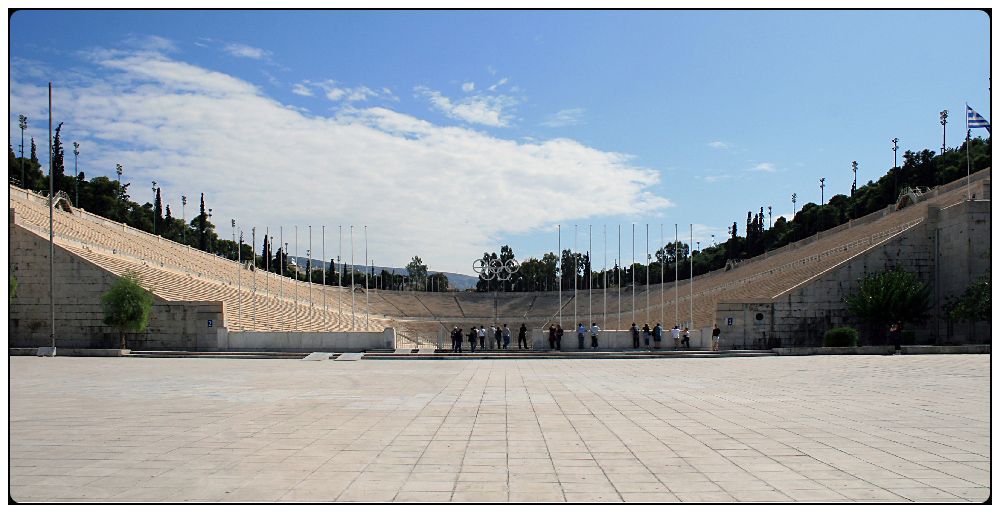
[603,224,607,332]
[690,223,694,332]
[558,224,562,328]
[617,224,621,331]
[660,223,664,329]
[966,103,971,199]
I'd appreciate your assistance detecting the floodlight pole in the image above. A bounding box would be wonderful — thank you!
[940,110,948,155]
[19,115,26,188]
[73,142,80,207]
[152,181,157,235]
[892,138,899,200]
[48,83,55,351]
[116,164,122,223]
[181,196,187,245]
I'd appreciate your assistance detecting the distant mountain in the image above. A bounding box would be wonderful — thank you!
[289,257,478,290]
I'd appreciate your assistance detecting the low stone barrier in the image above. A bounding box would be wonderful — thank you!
[773,346,895,356]
[9,348,131,357]
[901,345,991,354]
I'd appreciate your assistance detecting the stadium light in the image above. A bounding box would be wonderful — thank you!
[18,115,26,187]
[940,110,948,155]
[116,164,123,223]
[151,181,157,235]
[181,196,187,245]
[73,142,80,208]
[892,138,899,200]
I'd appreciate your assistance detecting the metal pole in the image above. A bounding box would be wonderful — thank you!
[152,181,157,235]
[660,223,664,329]
[309,226,312,308]
[238,227,242,331]
[690,224,693,331]
[558,224,561,328]
[322,226,326,329]
[339,225,342,319]
[295,226,299,331]
[365,225,369,330]
[181,196,186,245]
[19,115,26,188]
[252,227,257,329]
[573,224,577,330]
[631,223,635,326]
[351,225,355,331]
[892,138,899,201]
[966,104,971,198]
[646,223,649,324]
[603,224,607,332]
[674,224,678,325]
[589,224,592,324]
[48,83,54,350]
[618,224,621,331]
[279,227,283,329]
[73,142,79,207]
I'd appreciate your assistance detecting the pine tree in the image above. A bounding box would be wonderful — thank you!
[154,188,163,232]
[29,138,37,164]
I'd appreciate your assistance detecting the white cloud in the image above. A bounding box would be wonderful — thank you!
[542,108,585,127]
[486,65,497,75]
[223,43,271,59]
[462,82,474,92]
[9,49,671,274]
[708,141,731,148]
[415,86,519,127]
[750,163,777,172]
[300,80,387,103]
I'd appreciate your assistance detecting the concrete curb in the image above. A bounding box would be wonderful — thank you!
[773,347,895,356]
[9,348,131,357]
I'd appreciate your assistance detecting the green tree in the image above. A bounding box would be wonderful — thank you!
[428,272,449,292]
[944,262,990,325]
[406,255,428,290]
[198,193,207,251]
[844,268,930,343]
[100,271,155,349]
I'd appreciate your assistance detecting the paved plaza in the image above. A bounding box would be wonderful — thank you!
[9,354,991,503]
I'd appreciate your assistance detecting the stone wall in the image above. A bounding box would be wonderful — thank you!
[219,328,395,352]
[8,219,223,350]
[715,198,990,348]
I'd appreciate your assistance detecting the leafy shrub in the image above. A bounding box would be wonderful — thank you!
[823,327,858,347]
[901,330,916,345]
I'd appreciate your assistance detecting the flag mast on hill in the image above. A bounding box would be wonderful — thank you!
[965,104,990,198]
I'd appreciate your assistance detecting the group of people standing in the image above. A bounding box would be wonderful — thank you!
[545,322,601,350]
[450,323,529,352]
[450,322,724,352]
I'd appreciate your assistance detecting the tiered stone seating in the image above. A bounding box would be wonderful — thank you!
[10,169,984,342]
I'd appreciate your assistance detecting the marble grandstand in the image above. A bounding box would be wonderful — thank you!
[8,168,990,351]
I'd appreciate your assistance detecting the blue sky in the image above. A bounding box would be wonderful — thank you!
[9,9,991,275]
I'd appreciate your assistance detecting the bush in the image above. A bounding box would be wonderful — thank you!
[901,330,916,345]
[823,327,858,347]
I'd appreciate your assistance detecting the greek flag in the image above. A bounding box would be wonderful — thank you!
[967,105,990,133]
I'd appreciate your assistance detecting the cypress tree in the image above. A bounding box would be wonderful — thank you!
[199,193,206,251]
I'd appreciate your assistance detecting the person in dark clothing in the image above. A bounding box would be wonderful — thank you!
[556,324,564,350]
[494,326,502,350]
[548,324,557,350]
[468,326,478,353]
[653,323,662,349]
[642,324,651,347]
[711,324,721,351]
[518,324,528,349]
[452,327,462,353]
[630,323,640,349]
[889,322,902,351]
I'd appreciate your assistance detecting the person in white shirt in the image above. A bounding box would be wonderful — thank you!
[590,323,599,349]
[671,325,681,349]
